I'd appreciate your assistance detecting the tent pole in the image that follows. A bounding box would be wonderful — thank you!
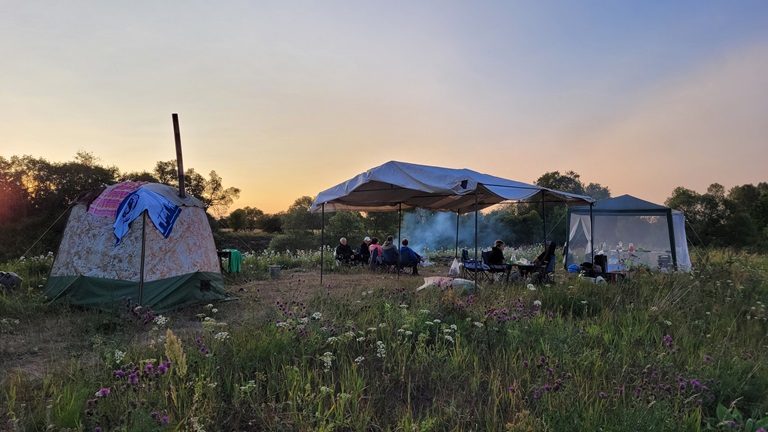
[541,198,547,247]
[139,211,147,306]
[455,211,459,257]
[666,208,677,270]
[474,193,479,286]
[589,203,595,266]
[398,203,402,278]
[320,204,325,286]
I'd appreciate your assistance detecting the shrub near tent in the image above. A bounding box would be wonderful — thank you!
[43,182,228,312]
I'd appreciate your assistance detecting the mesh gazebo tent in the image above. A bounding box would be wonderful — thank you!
[564,194,691,272]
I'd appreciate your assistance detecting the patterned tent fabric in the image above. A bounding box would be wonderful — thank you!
[88,181,147,218]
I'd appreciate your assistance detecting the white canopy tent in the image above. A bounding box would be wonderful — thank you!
[311,161,595,283]
[311,161,594,214]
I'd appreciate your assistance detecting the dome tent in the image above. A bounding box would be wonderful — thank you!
[43,181,228,312]
[564,194,691,272]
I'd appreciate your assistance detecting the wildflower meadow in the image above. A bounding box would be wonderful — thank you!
[1,248,767,431]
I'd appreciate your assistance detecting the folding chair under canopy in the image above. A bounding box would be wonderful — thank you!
[311,161,595,285]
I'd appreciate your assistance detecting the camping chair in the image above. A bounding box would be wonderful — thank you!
[481,250,511,283]
[369,248,387,272]
[382,247,401,273]
[531,243,557,284]
[461,249,491,282]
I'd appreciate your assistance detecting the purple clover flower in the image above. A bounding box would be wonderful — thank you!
[128,373,139,385]
[599,391,607,399]
[145,364,154,374]
[95,388,110,398]
[662,334,674,347]
[533,391,541,399]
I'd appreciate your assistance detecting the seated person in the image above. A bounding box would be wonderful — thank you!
[368,237,384,267]
[399,238,425,275]
[359,236,372,264]
[381,235,399,265]
[334,237,356,264]
[534,242,557,267]
[487,240,512,274]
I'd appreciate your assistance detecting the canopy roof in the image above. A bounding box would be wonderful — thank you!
[311,161,595,213]
[570,194,678,216]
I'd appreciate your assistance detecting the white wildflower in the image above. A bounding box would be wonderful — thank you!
[445,335,455,343]
[114,349,126,364]
[320,352,335,372]
[473,321,484,328]
[376,341,386,358]
[154,315,169,326]
[354,356,365,364]
[533,300,542,307]
[214,332,230,341]
[527,284,536,291]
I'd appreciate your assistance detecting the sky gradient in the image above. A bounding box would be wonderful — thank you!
[3,1,767,215]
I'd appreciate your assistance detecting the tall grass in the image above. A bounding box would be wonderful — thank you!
[1,248,766,431]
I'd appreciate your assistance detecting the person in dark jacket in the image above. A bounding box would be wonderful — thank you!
[488,239,513,276]
[358,236,371,264]
[335,237,356,264]
[399,238,425,275]
[382,235,399,265]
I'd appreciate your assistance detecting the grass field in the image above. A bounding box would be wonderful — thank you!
[1,248,767,431]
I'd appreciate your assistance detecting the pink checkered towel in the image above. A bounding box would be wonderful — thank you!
[88,181,147,218]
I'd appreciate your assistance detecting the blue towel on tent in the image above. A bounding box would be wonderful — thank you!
[113,189,181,244]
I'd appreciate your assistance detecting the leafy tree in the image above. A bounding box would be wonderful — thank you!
[226,207,265,231]
[535,170,585,195]
[363,211,400,239]
[325,212,366,248]
[281,196,322,232]
[257,213,283,233]
[151,160,240,214]
[0,156,30,225]
[120,171,159,182]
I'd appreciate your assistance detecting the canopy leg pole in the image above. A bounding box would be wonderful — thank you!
[590,204,595,266]
[541,199,547,247]
[455,211,459,257]
[320,204,325,286]
[398,203,402,279]
[474,193,479,286]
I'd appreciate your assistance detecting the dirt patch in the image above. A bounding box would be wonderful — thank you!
[0,264,453,384]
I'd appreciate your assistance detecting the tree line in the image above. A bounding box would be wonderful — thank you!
[1,153,765,262]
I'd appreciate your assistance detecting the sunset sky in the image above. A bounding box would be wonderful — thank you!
[2,1,767,215]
